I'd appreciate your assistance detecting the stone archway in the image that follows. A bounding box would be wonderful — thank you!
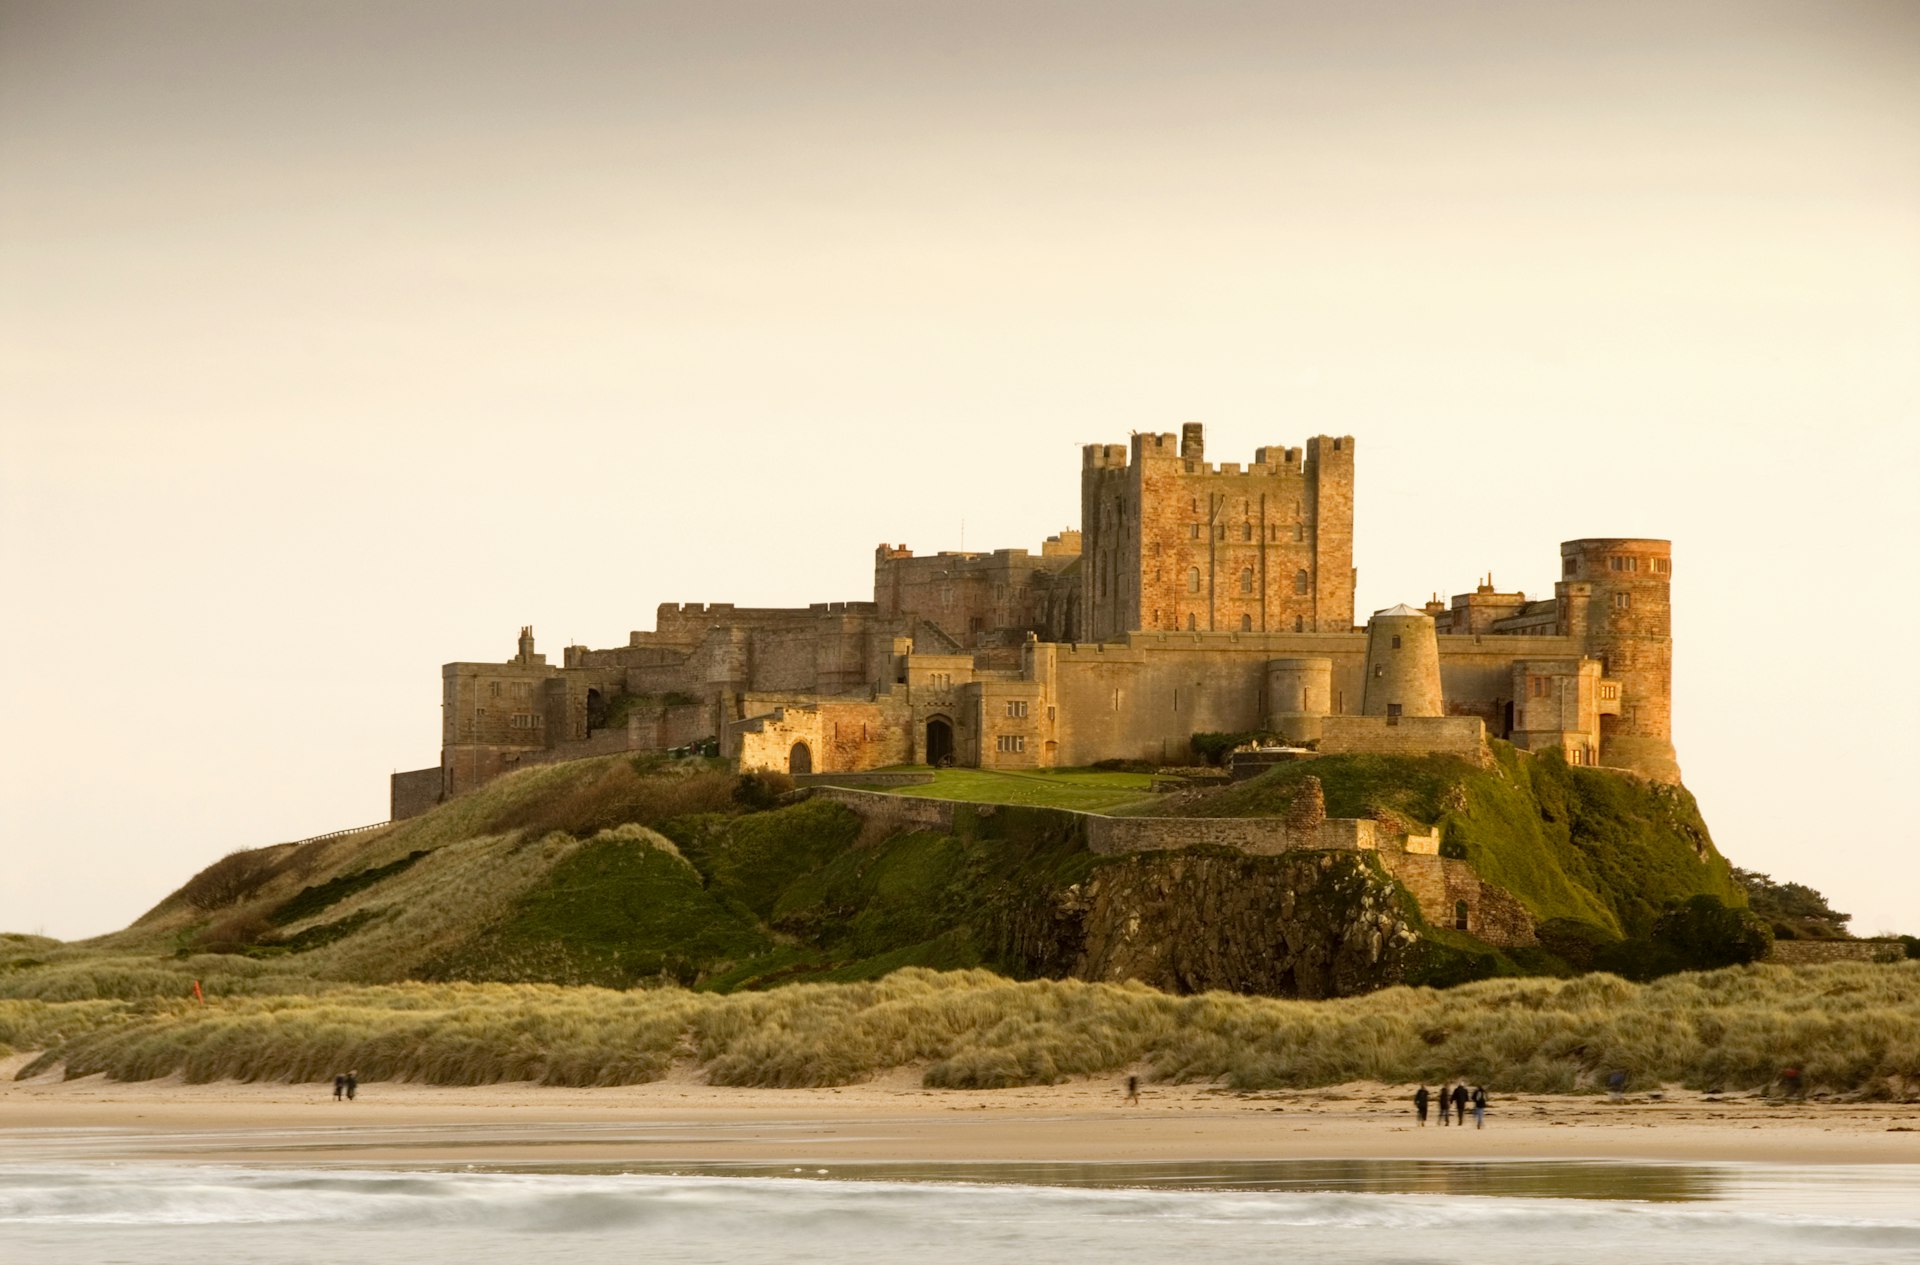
[788,741,813,775]
[925,716,954,767]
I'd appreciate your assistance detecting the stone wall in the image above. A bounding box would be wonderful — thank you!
[1379,853,1537,947]
[1085,815,1378,856]
[810,786,958,832]
[1319,715,1488,761]
[389,767,443,821]
[1079,427,1356,642]
[796,771,936,787]
[1768,939,1907,965]
[873,538,1080,646]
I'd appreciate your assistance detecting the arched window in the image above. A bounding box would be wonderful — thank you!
[1240,614,1253,631]
[1293,569,1310,595]
[1187,613,1197,631]
[1242,522,1252,541]
[1295,615,1305,632]
[1187,567,1201,593]
[1239,567,1254,594]
[1454,900,1470,931]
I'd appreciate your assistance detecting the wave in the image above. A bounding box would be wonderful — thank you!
[5,1164,1920,1247]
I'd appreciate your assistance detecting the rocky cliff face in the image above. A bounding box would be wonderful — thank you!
[1000,851,1420,999]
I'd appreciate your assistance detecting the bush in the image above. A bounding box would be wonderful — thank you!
[732,770,795,811]
[1535,918,1621,972]
[1733,867,1852,940]
[1190,732,1267,767]
[1653,895,1774,970]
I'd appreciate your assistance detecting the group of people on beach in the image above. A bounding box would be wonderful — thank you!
[331,1071,359,1102]
[1413,1083,1487,1128]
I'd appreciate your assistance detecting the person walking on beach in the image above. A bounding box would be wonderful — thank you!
[1438,1083,1452,1126]
[1124,1075,1140,1106]
[333,1073,345,1102]
[345,1070,358,1102]
[1470,1085,1487,1129]
[1413,1086,1430,1126]
[1450,1083,1468,1126]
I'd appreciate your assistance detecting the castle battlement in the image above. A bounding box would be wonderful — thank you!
[397,423,1677,821]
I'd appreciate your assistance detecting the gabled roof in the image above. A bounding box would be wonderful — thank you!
[1373,603,1428,618]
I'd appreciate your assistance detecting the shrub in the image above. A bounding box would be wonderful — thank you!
[732,770,795,811]
[1653,895,1774,970]
[1534,918,1621,972]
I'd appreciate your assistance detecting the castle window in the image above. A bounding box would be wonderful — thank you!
[1188,567,1201,593]
[1295,615,1304,632]
[1563,558,1578,577]
[1293,569,1310,595]
[1218,525,1227,541]
[1600,684,1618,700]
[1387,703,1402,726]
[1269,524,1278,541]
[1530,675,1549,698]
[1190,497,1198,513]
[1004,700,1028,718]
[489,682,500,698]
[1391,635,1401,649]
[1239,567,1253,594]
[1187,613,1197,631]
[1242,521,1253,540]
[1653,558,1670,575]
[1241,614,1253,631]
[1295,523,1305,542]
[1190,524,1201,539]
[1609,556,1638,573]
[995,735,1027,753]
[1612,592,1632,611]
[1454,901,1470,931]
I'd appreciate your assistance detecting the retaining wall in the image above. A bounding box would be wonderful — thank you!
[1768,939,1906,965]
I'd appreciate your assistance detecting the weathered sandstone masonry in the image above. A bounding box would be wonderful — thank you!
[397,423,1677,816]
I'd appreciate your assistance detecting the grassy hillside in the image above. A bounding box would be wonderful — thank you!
[1155,745,1738,937]
[10,744,1743,1008]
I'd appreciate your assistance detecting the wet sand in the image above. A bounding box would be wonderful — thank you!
[4,1054,1916,1167]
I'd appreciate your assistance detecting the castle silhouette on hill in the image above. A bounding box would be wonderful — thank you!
[392,424,1675,818]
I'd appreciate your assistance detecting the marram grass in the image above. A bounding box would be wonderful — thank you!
[10,963,1920,1098]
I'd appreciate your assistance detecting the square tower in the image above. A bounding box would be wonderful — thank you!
[1079,424,1355,640]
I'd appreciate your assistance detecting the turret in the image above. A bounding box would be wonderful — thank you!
[1361,605,1442,718]
[1557,539,1677,780]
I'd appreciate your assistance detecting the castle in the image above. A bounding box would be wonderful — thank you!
[391,425,1677,817]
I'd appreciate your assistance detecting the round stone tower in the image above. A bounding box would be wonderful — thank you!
[1557,538,1678,781]
[1265,656,1331,742]
[1361,604,1443,717]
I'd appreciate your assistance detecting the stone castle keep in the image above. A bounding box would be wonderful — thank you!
[391,426,1678,817]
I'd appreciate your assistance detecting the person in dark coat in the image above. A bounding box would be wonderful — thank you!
[1438,1083,1452,1126]
[1450,1083,1468,1125]
[1470,1085,1488,1129]
[1413,1086,1430,1126]
[333,1073,345,1102]
[345,1070,358,1102]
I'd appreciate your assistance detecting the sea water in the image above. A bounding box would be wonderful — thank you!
[3,1159,1918,1265]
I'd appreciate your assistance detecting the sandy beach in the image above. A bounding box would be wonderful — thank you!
[5,1053,1916,1168]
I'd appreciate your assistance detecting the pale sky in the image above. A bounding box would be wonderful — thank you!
[3,0,1916,942]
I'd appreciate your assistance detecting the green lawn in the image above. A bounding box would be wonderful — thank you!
[875,767,1157,813]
